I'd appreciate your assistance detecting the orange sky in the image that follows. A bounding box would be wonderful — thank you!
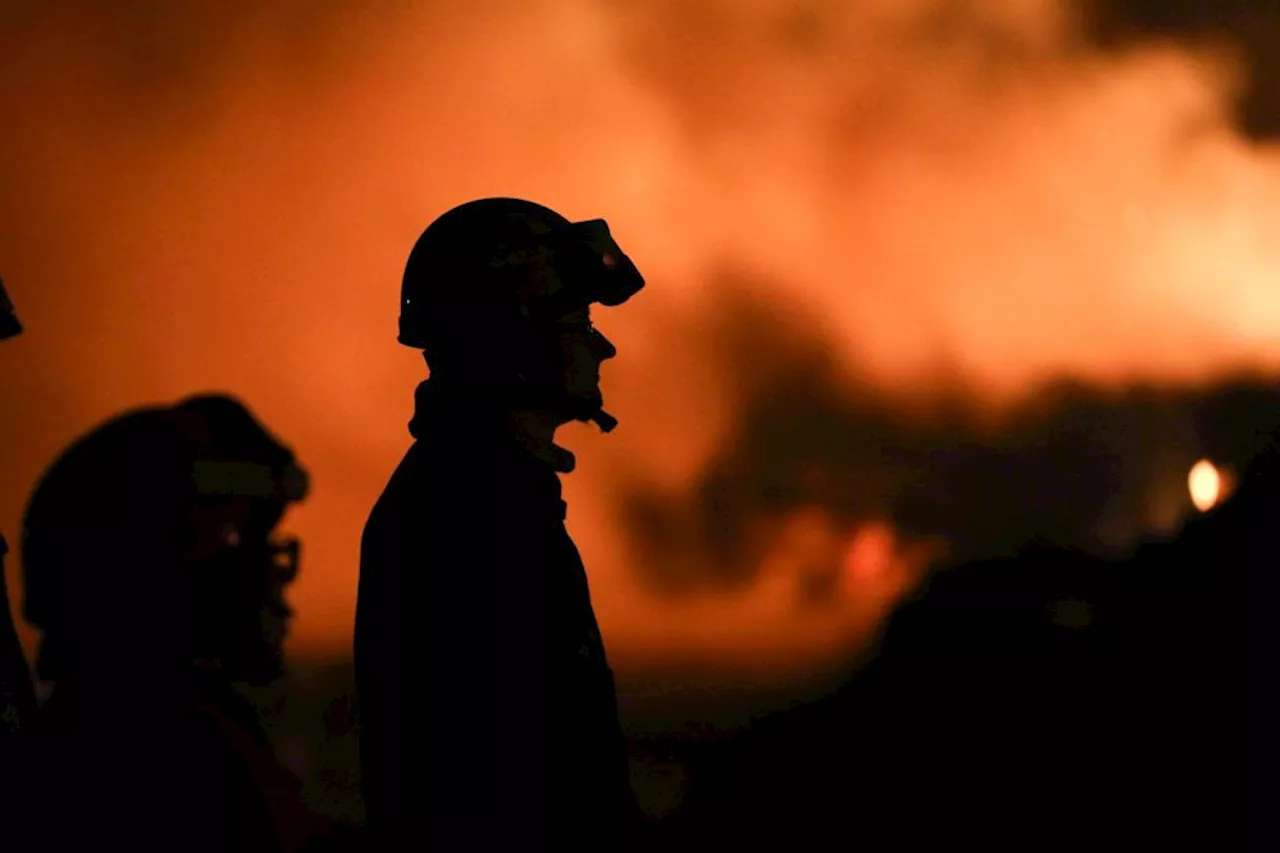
[4,1,1280,688]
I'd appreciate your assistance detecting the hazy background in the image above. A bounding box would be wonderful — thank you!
[5,0,1280,822]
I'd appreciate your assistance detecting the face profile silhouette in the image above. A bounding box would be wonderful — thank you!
[21,394,308,689]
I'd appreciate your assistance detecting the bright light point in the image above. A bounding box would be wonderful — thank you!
[1188,459,1222,512]
[843,523,895,584]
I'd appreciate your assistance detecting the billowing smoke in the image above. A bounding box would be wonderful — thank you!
[3,1,1280,693]
[1092,0,1280,137]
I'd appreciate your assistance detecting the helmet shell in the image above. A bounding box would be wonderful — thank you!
[398,197,644,355]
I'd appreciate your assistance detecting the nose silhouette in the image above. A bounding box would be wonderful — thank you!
[594,330,616,361]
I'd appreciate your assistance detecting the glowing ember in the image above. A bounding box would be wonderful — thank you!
[843,522,896,585]
[1188,459,1222,512]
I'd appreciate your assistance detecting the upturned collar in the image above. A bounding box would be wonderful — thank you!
[407,377,577,474]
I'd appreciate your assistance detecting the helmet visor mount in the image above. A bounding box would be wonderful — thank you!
[517,218,645,322]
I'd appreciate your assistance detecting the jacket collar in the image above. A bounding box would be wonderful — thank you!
[408,377,577,474]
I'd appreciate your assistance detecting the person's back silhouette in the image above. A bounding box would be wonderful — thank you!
[355,197,645,850]
[1114,438,1280,850]
[17,393,317,852]
[0,276,39,824]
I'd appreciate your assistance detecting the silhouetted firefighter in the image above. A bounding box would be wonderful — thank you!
[16,394,319,852]
[699,448,1280,850]
[0,276,38,816]
[852,449,1280,850]
[1114,438,1280,851]
[355,197,645,850]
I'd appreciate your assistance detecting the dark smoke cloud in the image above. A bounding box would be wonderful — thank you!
[621,276,1280,595]
[1091,0,1280,136]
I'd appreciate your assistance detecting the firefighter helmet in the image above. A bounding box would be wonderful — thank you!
[397,197,644,431]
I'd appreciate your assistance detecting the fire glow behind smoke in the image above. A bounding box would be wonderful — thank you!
[1188,459,1224,511]
[2,1,1280,683]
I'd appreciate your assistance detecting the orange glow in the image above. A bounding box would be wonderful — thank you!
[843,523,895,585]
[589,505,934,676]
[2,2,1280,682]
[1188,459,1223,512]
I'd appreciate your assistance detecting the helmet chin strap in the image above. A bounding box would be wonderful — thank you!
[551,385,617,433]
[588,408,619,433]
[511,345,619,433]
[530,386,617,433]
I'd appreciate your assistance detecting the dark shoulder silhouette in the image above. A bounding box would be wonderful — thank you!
[1,276,38,832]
